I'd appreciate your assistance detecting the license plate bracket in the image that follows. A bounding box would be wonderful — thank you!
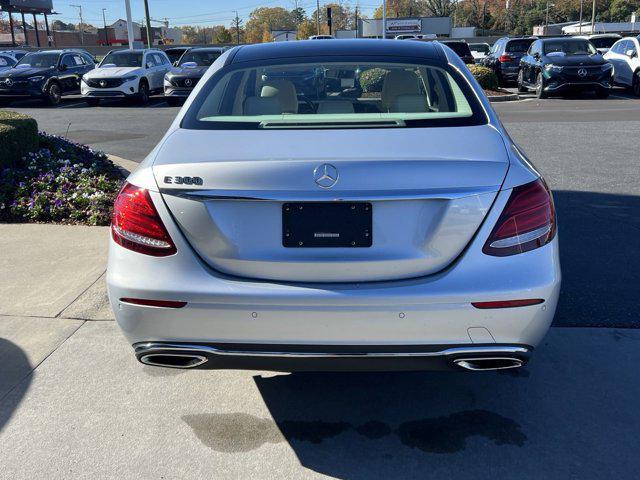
[283,202,372,248]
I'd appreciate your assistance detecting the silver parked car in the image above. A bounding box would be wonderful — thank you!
[107,40,560,372]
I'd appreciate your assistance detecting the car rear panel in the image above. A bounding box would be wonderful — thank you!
[153,126,509,283]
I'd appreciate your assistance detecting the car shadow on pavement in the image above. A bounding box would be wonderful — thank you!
[0,338,32,432]
[553,190,640,327]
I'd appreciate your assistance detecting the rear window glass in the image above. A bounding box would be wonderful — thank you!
[506,39,535,52]
[182,60,486,130]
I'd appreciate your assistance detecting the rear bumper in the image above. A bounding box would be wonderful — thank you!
[107,188,561,371]
[133,342,532,372]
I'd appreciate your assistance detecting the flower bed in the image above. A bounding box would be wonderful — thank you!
[0,133,124,225]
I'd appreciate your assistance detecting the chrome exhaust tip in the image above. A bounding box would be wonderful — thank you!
[139,353,208,369]
[453,357,524,371]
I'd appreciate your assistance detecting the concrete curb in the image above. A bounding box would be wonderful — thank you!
[488,93,520,102]
[107,154,138,176]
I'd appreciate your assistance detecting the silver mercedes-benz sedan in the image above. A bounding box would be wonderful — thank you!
[107,40,560,372]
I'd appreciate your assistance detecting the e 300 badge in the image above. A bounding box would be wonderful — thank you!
[163,176,204,186]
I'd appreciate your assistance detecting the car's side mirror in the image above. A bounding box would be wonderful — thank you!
[626,49,636,58]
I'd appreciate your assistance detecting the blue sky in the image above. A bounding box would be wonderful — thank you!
[51,0,379,29]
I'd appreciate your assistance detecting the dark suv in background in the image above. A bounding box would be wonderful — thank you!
[482,37,537,86]
[518,37,613,98]
[440,40,475,64]
[0,49,95,106]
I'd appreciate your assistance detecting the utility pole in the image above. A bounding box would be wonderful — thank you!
[102,8,109,46]
[382,0,387,39]
[578,0,583,34]
[69,4,84,45]
[545,0,550,27]
[124,0,134,50]
[590,0,596,33]
[316,0,320,35]
[233,11,242,44]
[143,0,153,47]
[354,5,359,37]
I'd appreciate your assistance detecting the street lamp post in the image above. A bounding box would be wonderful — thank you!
[578,0,583,34]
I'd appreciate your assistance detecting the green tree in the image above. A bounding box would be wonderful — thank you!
[609,0,639,21]
[245,7,297,43]
[292,7,307,25]
[215,26,233,44]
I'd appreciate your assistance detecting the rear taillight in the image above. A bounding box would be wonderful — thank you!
[483,179,556,257]
[499,54,514,62]
[111,182,177,256]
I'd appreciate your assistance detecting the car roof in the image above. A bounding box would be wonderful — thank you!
[540,37,589,43]
[189,46,226,52]
[231,39,442,63]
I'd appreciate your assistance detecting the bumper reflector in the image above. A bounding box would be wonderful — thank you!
[472,299,544,309]
[120,298,187,308]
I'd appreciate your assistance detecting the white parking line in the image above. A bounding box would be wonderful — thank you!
[58,101,86,109]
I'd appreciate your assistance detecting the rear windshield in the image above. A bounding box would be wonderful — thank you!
[182,60,486,130]
[443,42,472,56]
[470,44,490,54]
[506,39,535,52]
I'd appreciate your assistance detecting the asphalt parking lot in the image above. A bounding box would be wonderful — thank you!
[9,90,640,328]
[2,91,639,479]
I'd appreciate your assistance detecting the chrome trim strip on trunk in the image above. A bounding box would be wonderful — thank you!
[158,185,501,202]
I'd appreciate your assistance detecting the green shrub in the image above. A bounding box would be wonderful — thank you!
[359,68,388,93]
[0,110,39,168]
[468,65,499,91]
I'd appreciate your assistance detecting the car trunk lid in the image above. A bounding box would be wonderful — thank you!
[154,126,508,282]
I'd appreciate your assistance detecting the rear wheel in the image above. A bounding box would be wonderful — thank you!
[517,70,528,92]
[44,82,62,106]
[535,72,547,99]
[633,71,640,97]
[85,98,100,106]
[136,80,150,105]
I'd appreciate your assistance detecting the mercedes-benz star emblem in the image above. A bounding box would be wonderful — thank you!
[184,78,193,87]
[313,163,339,189]
[99,80,107,87]
[4,78,13,86]
[577,68,587,78]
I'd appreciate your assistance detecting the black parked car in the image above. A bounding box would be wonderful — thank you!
[481,37,537,86]
[518,37,613,99]
[440,40,475,64]
[0,49,95,106]
[164,47,193,65]
[164,47,226,106]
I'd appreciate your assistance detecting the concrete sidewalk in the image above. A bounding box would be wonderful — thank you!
[0,321,638,479]
[1,223,639,479]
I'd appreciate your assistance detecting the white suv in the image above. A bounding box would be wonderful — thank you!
[81,49,171,105]
[604,36,640,96]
